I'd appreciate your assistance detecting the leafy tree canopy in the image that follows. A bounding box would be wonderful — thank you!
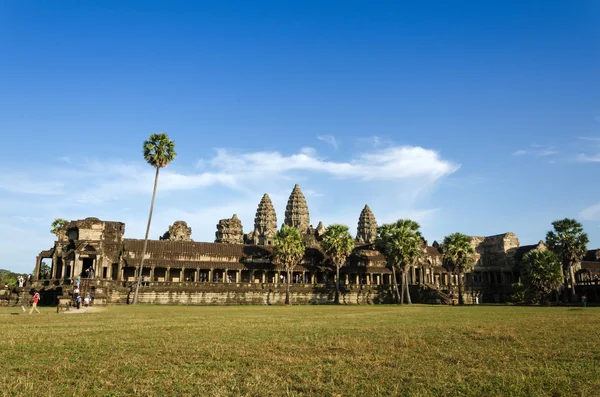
[320,224,354,268]
[522,249,563,303]
[545,218,588,269]
[375,219,422,271]
[143,133,177,168]
[51,218,68,236]
[273,225,306,271]
[442,232,476,275]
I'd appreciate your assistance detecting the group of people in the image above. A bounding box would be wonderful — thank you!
[72,285,93,309]
[17,274,32,288]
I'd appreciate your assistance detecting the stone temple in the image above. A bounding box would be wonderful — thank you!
[30,184,600,306]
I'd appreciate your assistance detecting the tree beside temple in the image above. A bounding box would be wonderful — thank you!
[521,250,563,304]
[133,133,177,305]
[320,224,354,304]
[50,218,67,237]
[442,232,476,305]
[375,219,422,304]
[545,218,588,301]
[273,224,306,305]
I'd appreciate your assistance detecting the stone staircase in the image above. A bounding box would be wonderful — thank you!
[418,284,452,305]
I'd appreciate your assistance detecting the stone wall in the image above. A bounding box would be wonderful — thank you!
[106,283,395,305]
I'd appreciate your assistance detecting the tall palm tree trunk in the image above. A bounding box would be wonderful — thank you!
[285,269,291,305]
[133,167,160,305]
[335,265,340,304]
[458,272,464,305]
[562,268,569,303]
[391,266,401,304]
[569,266,577,301]
[404,269,412,304]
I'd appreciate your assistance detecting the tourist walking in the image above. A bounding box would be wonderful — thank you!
[582,294,587,308]
[29,291,40,314]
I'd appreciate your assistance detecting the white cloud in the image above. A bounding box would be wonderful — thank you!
[317,135,338,149]
[580,203,600,221]
[576,154,600,162]
[512,145,558,157]
[210,145,459,183]
[579,136,600,141]
[0,144,458,206]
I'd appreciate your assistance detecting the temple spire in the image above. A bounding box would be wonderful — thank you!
[356,204,377,244]
[252,193,277,245]
[284,184,310,233]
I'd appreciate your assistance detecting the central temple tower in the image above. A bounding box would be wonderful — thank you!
[284,184,310,233]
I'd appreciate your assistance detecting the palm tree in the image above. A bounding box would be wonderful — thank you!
[132,133,176,305]
[375,219,422,304]
[521,249,563,304]
[545,218,589,301]
[442,232,476,305]
[51,218,68,237]
[320,224,354,304]
[273,224,306,305]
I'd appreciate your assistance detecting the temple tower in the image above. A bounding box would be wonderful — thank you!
[215,214,244,244]
[252,193,278,245]
[284,184,310,233]
[161,221,192,241]
[356,204,378,244]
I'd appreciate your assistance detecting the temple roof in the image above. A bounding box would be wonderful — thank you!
[122,238,272,257]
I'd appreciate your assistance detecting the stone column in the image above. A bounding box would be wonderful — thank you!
[261,272,266,283]
[250,269,255,283]
[209,268,213,282]
[73,253,81,279]
[33,255,41,281]
[236,270,241,283]
[276,271,280,283]
[166,267,171,282]
[150,266,155,282]
[51,254,58,279]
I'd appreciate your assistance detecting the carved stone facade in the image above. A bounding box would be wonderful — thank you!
[161,221,192,241]
[250,194,277,245]
[34,184,599,306]
[215,214,244,244]
[315,221,326,239]
[356,204,378,244]
[284,184,310,233]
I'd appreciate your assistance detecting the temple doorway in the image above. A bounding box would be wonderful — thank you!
[82,258,94,277]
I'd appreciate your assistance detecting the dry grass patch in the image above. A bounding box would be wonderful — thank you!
[0,305,599,396]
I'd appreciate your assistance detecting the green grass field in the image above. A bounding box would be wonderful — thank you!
[1,305,598,396]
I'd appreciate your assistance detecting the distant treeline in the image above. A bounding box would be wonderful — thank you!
[0,269,27,287]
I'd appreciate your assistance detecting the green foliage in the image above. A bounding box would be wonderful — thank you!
[509,282,526,304]
[521,250,563,303]
[0,269,20,287]
[442,232,476,275]
[375,219,423,272]
[39,261,51,278]
[375,219,422,304]
[273,224,306,272]
[50,218,68,236]
[143,133,177,168]
[320,224,354,269]
[545,218,588,270]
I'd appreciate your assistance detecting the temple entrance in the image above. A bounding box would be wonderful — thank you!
[82,258,94,278]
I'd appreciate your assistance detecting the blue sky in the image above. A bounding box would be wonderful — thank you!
[1,1,599,272]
